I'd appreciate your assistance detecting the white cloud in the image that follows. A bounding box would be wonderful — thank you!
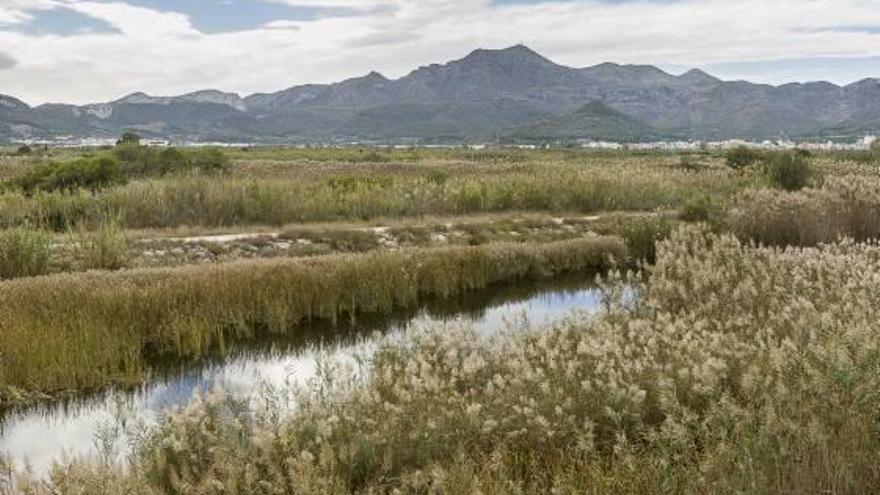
[1,0,880,104]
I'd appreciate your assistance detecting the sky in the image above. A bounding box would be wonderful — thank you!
[1,0,880,105]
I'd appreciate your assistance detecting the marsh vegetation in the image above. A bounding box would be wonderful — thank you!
[2,146,880,493]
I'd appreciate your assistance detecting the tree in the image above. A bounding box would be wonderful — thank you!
[117,131,141,147]
[13,144,32,156]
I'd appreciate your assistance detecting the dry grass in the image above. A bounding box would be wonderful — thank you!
[730,174,880,246]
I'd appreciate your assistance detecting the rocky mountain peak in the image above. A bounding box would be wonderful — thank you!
[0,94,29,111]
[115,92,153,104]
[458,44,556,68]
[679,68,721,84]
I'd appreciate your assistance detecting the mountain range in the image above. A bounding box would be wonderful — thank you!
[2,45,879,143]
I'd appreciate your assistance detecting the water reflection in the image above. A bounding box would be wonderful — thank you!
[0,277,602,474]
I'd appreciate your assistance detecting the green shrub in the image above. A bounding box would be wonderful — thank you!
[725,146,762,170]
[616,215,675,264]
[187,148,230,173]
[678,193,720,224]
[0,227,52,279]
[9,156,126,193]
[114,146,229,177]
[427,169,449,186]
[766,151,812,191]
[115,145,182,176]
[13,145,32,156]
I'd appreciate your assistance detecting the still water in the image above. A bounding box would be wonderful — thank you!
[0,277,603,474]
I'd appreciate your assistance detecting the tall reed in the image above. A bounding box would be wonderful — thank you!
[0,237,625,405]
[0,227,51,280]
[0,159,739,230]
[73,217,129,271]
[730,175,880,246]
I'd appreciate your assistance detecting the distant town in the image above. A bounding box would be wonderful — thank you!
[13,134,879,152]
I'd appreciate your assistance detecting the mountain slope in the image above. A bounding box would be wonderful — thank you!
[2,45,879,143]
[511,101,658,140]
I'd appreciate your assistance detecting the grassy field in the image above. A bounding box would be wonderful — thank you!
[3,146,880,493]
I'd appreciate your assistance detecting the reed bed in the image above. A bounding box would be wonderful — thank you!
[0,158,738,230]
[9,226,880,493]
[0,227,51,279]
[730,174,880,246]
[0,236,625,406]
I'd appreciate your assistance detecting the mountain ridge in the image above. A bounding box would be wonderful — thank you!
[3,45,879,143]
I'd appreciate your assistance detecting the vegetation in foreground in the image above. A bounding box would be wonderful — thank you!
[0,236,624,408]
[4,146,880,493]
[6,226,880,494]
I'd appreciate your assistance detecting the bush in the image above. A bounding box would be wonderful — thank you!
[678,193,720,224]
[187,148,230,173]
[13,145,32,156]
[725,146,762,170]
[616,215,675,264]
[0,227,52,279]
[9,156,126,193]
[765,151,812,191]
[114,146,229,177]
[426,169,449,186]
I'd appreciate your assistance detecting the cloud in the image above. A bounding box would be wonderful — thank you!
[0,51,16,70]
[1,0,880,105]
[0,0,57,24]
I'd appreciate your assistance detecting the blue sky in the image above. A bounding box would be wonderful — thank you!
[92,0,357,33]
[1,0,880,104]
